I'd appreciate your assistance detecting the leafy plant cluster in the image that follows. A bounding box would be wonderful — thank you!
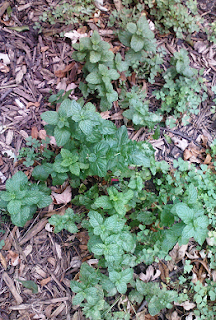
[2,98,216,318]
[72,16,163,111]
[37,0,95,28]
[154,48,207,127]
[143,0,202,39]
[0,171,51,227]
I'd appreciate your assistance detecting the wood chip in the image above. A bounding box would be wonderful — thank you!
[2,272,23,304]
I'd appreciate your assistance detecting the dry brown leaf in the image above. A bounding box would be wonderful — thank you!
[26,101,40,108]
[51,186,72,204]
[5,129,13,146]
[204,153,212,164]
[0,252,7,269]
[184,149,192,160]
[40,276,51,287]
[171,136,188,151]
[159,260,169,283]
[139,265,161,282]
[6,250,20,266]
[41,46,49,52]
[174,300,196,311]
[38,129,47,140]
[166,311,180,320]
[31,126,38,139]
[0,62,10,73]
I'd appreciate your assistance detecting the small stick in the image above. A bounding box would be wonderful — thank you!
[2,272,23,304]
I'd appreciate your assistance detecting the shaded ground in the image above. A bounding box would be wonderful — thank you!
[1,0,216,319]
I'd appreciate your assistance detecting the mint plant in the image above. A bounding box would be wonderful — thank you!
[0,171,51,227]
[117,15,163,83]
[144,0,202,38]
[18,136,54,167]
[72,31,126,110]
[120,86,162,129]
[154,49,207,126]
[1,97,215,318]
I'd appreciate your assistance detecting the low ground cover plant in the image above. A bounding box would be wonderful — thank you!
[1,98,216,319]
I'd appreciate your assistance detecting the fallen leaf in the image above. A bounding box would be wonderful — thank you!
[31,126,38,139]
[40,277,51,287]
[18,279,38,294]
[139,265,161,282]
[26,101,40,108]
[41,46,49,52]
[51,186,72,204]
[64,30,88,44]
[113,0,122,11]
[166,310,180,320]
[159,260,169,283]
[171,136,188,151]
[7,251,20,266]
[174,300,196,310]
[38,130,47,140]
[204,153,212,164]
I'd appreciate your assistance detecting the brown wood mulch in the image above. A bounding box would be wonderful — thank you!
[1,0,216,319]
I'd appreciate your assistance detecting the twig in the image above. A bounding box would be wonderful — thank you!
[2,272,23,304]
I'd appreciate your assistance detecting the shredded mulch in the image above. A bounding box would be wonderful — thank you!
[1,0,216,319]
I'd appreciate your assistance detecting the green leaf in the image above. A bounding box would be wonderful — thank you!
[86,72,101,84]
[54,127,70,146]
[187,184,197,204]
[69,163,80,176]
[37,194,52,208]
[18,279,38,293]
[94,196,112,209]
[90,158,107,177]
[32,165,50,181]
[41,111,59,125]
[127,22,137,34]
[10,206,32,227]
[90,51,101,63]
[130,35,144,52]
[88,210,103,228]
[79,120,93,135]
[7,200,22,215]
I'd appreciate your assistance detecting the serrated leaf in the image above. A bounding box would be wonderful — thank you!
[127,22,137,34]
[94,196,112,209]
[90,158,107,177]
[73,291,86,305]
[90,51,101,63]
[32,165,50,181]
[69,163,80,176]
[54,127,70,146]
[41,111,59,125]
[187,184,197,204]
[175,202,193,224]
[117,281,127,294]
[86,72,101,84]
[130,35,144,52]
[88,210,103,227]
[79,120,93,135]
[10,206,32,227]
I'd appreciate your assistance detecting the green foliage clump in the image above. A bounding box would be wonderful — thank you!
[120,86,162,129]
[154,49,207,126]
[38,0,95,27]
[144,0,202,38]
[0,171,51,227]
[1,97,215,318]
[73,31,127,110]
[118,15,164,83]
